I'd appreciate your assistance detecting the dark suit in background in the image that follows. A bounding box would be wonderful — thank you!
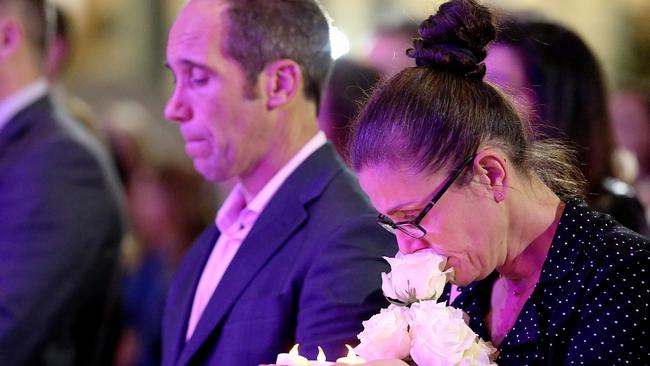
[162,145,395,366]
[0,96,125,365]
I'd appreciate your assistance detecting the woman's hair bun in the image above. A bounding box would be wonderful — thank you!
[407,0,496,79]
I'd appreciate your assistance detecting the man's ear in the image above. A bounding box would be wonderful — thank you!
[264,59,302,109]
[473,149,509,202]
[0,18,23,61]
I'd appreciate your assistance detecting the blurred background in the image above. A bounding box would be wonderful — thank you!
[53,0,650,119]
[44,0,650,365]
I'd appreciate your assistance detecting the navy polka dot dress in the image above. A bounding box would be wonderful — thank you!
[450,200,650,365]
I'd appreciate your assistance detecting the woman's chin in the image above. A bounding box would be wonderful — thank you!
[448,265,477,287]
[452,277,472,287]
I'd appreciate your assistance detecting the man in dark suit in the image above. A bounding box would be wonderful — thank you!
[0,1,125,364]
[163,0,397,364]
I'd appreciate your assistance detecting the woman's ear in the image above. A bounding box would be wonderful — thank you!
[264,59,302,110]
[473,149,508,202]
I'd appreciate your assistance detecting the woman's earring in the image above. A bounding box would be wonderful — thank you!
[495,191,504,202]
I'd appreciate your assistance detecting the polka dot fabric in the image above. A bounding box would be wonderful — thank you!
[451,200,650,365]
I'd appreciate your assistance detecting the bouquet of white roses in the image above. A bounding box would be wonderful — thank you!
[354,251,497,366]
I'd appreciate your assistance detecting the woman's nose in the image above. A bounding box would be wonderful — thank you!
[395,230,430,255]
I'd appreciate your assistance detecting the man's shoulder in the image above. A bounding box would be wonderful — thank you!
[315,167,376,214]
[295,145,373,209]
[2,97,100,164]
[0,98,124,220]
[2,123,112,192]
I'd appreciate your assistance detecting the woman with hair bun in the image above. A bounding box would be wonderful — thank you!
[349,0,650,364]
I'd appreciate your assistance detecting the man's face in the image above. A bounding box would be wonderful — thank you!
[164,0,272,182]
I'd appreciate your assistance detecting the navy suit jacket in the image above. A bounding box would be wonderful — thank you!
[162,144,397,366]
[0,96,124,365]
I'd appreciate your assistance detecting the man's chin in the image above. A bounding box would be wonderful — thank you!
[194,162,231,182]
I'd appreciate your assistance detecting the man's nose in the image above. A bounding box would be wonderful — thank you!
[165,88,192,123]
[395,230,430,255]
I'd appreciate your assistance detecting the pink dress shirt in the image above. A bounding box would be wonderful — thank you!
[185,131,327,340]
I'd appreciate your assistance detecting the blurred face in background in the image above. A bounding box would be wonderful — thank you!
[164,0,273,182]
[485,43,536,123]
[366,32,414,78]
[609,91,650,173]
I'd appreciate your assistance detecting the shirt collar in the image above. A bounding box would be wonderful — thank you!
[215,183,250,235]
[0,78,49,133]
[215,131,327,229]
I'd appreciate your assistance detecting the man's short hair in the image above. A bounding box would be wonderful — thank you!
[222,0,332,107]
[0,0,50,58]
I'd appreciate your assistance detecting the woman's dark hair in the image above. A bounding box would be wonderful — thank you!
[351,0,586,200]
[495,18,614,194]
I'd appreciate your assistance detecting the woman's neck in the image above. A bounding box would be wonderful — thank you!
[498,179,565,285]
[487,177,566,347]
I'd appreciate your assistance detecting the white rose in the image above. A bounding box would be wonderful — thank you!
[458,338,498,366]
[354,305,411,361]
[381,251,453,304]
[407,301,477,366]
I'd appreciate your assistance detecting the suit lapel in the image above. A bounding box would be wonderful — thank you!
[166,226,220,366]
[0,96,49,152]
[176,144,344,365]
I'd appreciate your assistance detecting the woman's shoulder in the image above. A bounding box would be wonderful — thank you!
[557,208,650,365]
[557,199,649,277]
[562,199,648,246]
[584,209,649,261]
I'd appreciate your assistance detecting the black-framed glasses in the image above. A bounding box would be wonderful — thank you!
[377,154,476,239]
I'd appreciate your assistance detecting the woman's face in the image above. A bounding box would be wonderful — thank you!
[358,162,508,286]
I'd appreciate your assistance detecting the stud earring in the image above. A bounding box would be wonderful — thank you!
[495,191,504,202]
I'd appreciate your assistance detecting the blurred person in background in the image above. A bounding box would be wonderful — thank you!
[364,20,418,78]
[44,5,69,82]
[610,89,650,224]
[485,17,649,236]
[0,0,125,365]
[104,101,216,366]
[44,4,103,141]
[103,101,216,366]
[162,0,397,364]
[319,58,381,162]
